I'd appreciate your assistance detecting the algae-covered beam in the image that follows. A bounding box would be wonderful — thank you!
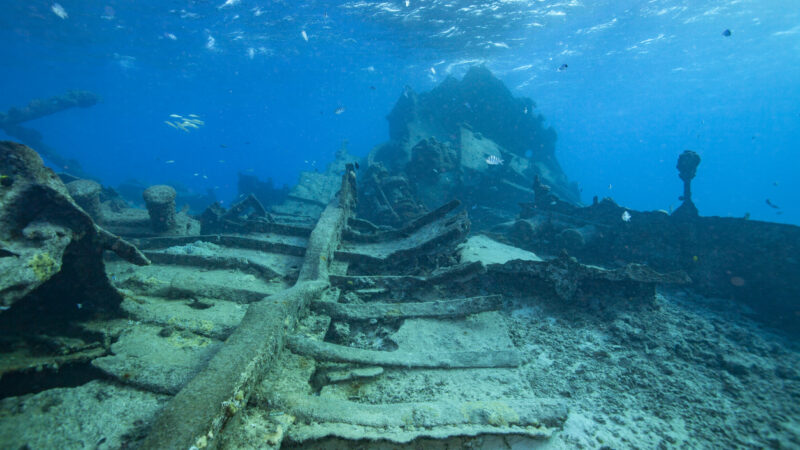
[267,394,568,444]
[312,295,503,321]
[140,165,358,450]
[345,199,461,243]
[329,261,484,293]
[0,91,100,178]
[142,251,282,280]
[286,334,522,368]
[491,255,690,301]
[0,90,99,125]
[336,210,470,271]
[133,234,307,257]
[297,163,356,282]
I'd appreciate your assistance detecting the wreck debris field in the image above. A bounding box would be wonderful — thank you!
[1,1,799,449]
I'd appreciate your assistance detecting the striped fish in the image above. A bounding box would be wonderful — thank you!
[485,155,504,165]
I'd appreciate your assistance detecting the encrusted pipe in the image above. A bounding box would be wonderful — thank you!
[674,150,701,218]
[143,185,177,232]
[67,179,102,221]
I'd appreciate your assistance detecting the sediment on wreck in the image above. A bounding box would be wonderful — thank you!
[139,165,357,449]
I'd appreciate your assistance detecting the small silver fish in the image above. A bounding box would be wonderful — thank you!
[622,210,632,222]
[301,30,309,42]
[485,155,504,165]
[334,107,345,115]
[51,3,68,19]
[218,0,240,9]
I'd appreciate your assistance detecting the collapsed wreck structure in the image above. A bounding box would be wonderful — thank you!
[1,67,799,448]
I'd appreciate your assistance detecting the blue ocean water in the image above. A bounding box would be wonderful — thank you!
[1,0,798,223]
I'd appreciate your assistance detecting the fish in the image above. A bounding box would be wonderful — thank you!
[218,0,240,9]
[51,3,68,19]
[766,199,780,209]
[485,155,504,165]
[164,121,179,129]
[334,107,346,115]
[430,67,436,75]
[169,114,182,118]
[622,210,632,222]
[165,33,177,41]
[405,0,410,6]
[301,30,309,42]
[165,160,176,164]
[558,64,568,72]
[722,29,732,37]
